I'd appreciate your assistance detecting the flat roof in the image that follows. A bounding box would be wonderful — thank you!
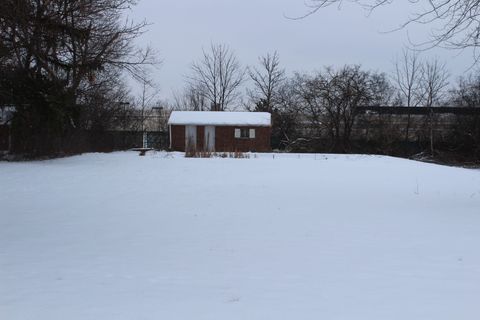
[168,111,271,126]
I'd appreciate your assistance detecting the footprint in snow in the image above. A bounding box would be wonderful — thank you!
[226,296,241,303]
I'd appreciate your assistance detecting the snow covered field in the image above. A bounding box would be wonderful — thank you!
[1,151,480,320]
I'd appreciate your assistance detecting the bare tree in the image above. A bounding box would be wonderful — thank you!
[422,59,450,107]
[189,43,245,111]
[79,68,133,131]
[0,0,157,155]
[394,49,424,107]
[369,71,395,105]
[292,72,326,137]
[290,66,391,151]
[172,84,209,111]
[136,79,161,148]
[393,49,424,140]
[303,1,480,61]
[420,58,450,154]
[246,51,285,112]
[320,66,373,150]
[273,78,304,148]
[0,0,156,95]
[450,73,480,108]
[449,73,480,156]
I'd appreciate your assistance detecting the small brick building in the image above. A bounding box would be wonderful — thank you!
[168,111,271,152]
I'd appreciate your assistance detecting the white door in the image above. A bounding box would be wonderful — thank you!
[204,126,215,152]
[185,125,197,151]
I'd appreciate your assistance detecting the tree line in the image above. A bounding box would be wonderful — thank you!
[0,0,156,156]
[172,44,480,162]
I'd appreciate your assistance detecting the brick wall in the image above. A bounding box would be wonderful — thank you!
[170,125,271,152]
[170,125,185,151]
[215,126,271,152]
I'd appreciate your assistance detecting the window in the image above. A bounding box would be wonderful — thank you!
[235,128,256,139]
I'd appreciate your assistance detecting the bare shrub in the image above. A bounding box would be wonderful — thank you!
[233,151,249,159]
[184,137,197,158]
[197,150,213,158]
[185,149,249,159]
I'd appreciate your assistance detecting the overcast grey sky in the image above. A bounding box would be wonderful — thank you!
[129,0,472,101]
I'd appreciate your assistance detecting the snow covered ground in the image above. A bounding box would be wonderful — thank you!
[1,151,480,320]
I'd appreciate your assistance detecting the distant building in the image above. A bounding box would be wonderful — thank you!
[168,111,272,152]
[354,106,480,141]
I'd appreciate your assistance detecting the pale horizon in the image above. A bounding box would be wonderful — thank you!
[128,0,474,103]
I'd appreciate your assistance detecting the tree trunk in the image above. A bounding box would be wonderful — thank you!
[405,113,411,142]
[429,107,434,155]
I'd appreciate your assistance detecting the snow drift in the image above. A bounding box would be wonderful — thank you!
[1,152,479,320]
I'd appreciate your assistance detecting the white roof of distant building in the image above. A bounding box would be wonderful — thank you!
[168,111,271,126]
